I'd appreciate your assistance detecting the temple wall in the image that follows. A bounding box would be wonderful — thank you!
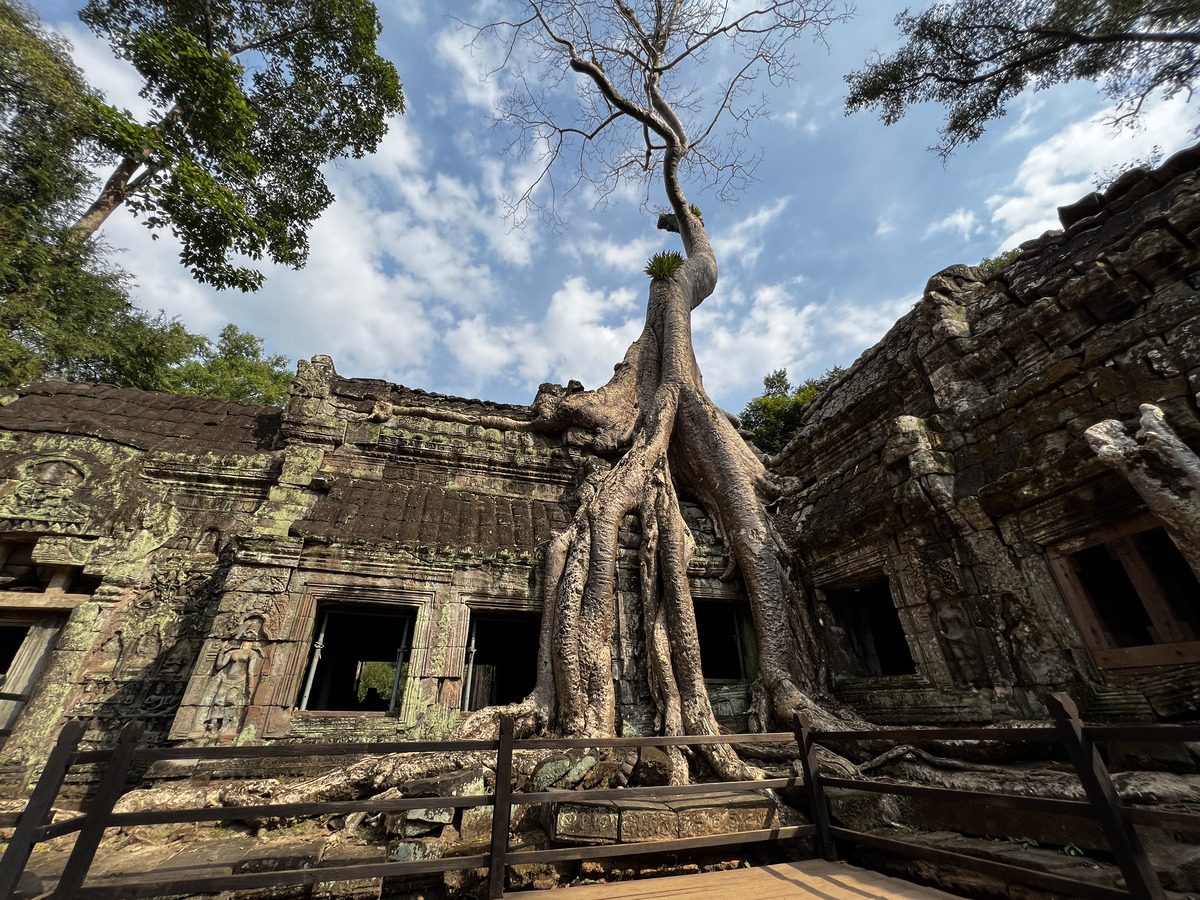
[0,147,1197,791]
[775,145,1200,723]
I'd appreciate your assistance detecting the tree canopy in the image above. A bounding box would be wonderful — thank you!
[166,324,292,405]
[75,0,405,290]
[740,365,843,454]
[845,0,1200,157]
[0,0,293,402]
[476,0,849,223]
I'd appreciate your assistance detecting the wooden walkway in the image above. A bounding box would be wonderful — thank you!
[513,859,963,899]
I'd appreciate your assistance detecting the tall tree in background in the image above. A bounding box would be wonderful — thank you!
[74,0,404,290]
[0,0,202,389]
[0,1,294,401]
[845,1,1200,158]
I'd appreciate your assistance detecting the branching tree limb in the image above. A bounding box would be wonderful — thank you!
[845,0,1200,158]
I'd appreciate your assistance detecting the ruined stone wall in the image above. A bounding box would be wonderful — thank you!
[776,145,1200,723]
[0,360,750,790]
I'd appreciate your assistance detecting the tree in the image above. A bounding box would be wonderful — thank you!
[0,1,292,398]
[741,366,844,455]
[73,0,404,291]
[844,1,1200,158]
[166,323,292,405]
[403,0,856,783]
[0,0,203,389]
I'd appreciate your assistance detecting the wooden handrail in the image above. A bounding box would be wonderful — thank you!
[1,707,1195,899]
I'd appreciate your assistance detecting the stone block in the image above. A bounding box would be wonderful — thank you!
[459,805,493,845]
[402,806,454,836]
[386,838,443,862]
[532,755,573,791]
[668,792,776,838]
[618,800,678,842]
[561,754,597,788]
[550,801,619,844]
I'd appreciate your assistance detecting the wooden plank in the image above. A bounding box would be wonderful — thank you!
[504,860,964,899]
[1109,536,1188,643]
[813,727,1058,743]
[796,713,836,861]
[511,776,801,806]
[1046,554,1114,651]
[52,721,145,900]
[511,733,795,750]
[106,793,495,828]
[502,825,815,865]
[0,720,85,900]
[488,715,514,900]
[72,854,491,900]
[1085,724,1200,742]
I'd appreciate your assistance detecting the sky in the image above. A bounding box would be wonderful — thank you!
[33,0,1200,412]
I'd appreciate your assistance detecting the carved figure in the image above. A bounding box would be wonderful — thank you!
[929,582,988,687]
[199,615,264,736]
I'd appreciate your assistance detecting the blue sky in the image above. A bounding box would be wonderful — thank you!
[34,0,1199,411]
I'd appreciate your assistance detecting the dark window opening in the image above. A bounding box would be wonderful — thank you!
[299,609,413,713]
[0,625,28,678]
[463,612,540,712]
[695,601,752,681]
[1061,526,1200,650]
[824,578,916,677]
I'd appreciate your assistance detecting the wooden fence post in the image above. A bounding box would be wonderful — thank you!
[794,713,837,862]
[50,720,144,900]
[1047,693,1165,900]
[487,715,515,900]
[0,720,86,900]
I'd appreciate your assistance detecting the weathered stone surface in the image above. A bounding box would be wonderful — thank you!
[618,800,678,842]
[550,800,619,844]
[668,792,777,838]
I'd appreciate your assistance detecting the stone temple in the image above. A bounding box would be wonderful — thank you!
[0,146,1197,798]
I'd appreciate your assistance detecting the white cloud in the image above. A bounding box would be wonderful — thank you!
[875,217,896,237]
[711,198,790,267]
[433,24,503,112]
[987,96,1196,249]
[812,295,918,354]
[924,208,978,241]
[692,280,818,399]
[446,277,643,392]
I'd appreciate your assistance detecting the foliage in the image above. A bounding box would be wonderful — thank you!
[0,0,199,389]
[166,324,293,405]
[0,2,292,400]
[844,1,1200,158]
[741,366,845,454]
[977,247,1021,279]
[645,250,685,279]
[77,0,405,290]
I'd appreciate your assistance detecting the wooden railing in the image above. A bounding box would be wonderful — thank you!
[0,721,811,900]
[800,693,1200,900]
[0,692,1196,899]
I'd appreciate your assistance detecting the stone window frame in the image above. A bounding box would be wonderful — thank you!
[456,593,542,714]
[288,585,434,723]
[1046,512,1200,670]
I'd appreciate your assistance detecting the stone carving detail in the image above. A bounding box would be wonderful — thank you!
[0,458,89,531]
[198,614,266,737]
[1085,403,1200,580]
[928,581,988,687]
